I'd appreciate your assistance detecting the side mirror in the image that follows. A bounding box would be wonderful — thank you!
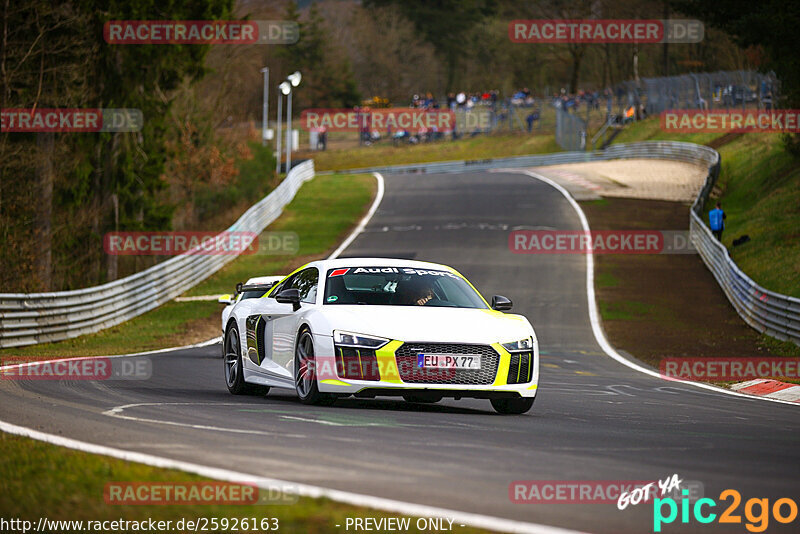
[491,295,512,311]
[275,288,301,311]
[217,293,234,305]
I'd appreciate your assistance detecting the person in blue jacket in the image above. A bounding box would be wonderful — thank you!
[709,202,726,241]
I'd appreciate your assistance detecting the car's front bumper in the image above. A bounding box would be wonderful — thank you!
[313,335,539,398]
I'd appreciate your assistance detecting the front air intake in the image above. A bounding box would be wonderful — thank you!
[335,346,380,381]
[506,351,534,384]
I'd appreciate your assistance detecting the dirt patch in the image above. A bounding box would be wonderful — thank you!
[581,197,786,367]
[706,132,743,149]
[546,159,708,202]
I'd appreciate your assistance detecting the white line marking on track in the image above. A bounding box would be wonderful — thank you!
[279,415,348,426]
[102,402,307,439]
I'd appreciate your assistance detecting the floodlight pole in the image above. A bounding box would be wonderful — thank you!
[286,89,292,173]
[260,67,269,146]
[276,89,282,174]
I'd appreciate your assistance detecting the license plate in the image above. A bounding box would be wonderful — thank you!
[416,353,481,370]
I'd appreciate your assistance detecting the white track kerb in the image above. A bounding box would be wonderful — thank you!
[515,169,798,407]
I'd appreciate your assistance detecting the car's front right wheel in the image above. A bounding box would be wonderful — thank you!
[490,396,535,414]
[294,328,336,406]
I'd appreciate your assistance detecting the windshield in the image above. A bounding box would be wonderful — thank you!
[323,267,488,308]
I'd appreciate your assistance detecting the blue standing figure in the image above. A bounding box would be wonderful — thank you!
[709,202,726,241]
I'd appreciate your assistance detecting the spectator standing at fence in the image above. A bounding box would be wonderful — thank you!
[709,202,727,241]
[526,112,534,132]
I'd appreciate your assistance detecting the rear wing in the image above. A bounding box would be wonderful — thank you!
[235,281,279,295]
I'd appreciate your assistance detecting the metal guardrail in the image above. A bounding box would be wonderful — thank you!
[0,160,315,348]
[323,141,799,346]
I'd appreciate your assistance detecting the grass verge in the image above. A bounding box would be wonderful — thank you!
[706,133,800,297]
[0,432,489,534]
[610,118,799,297]
[306,133,560,172]
[0,174,375,359]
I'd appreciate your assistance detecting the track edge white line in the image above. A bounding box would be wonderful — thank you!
[510,169,798,407]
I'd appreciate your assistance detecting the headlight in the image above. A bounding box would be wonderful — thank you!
[502,337,534,352]
[333,330,389,349]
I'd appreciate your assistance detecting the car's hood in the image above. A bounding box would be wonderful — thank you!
[314,305,534,345]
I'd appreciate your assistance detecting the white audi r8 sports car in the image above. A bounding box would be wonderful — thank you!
[222,258,539,414]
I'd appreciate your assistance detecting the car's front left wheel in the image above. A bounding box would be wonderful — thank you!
[294,328,336,406]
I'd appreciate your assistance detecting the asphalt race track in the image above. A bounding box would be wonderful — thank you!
[2,171,799,533]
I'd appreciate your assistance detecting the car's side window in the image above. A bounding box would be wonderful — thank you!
[290,268,319,304]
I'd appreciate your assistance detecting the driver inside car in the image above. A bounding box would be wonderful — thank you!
[399,277,436,306]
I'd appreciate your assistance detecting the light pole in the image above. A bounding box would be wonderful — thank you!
[285,71,301,173]
[260,67,269,146]
[277,81,290,174]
